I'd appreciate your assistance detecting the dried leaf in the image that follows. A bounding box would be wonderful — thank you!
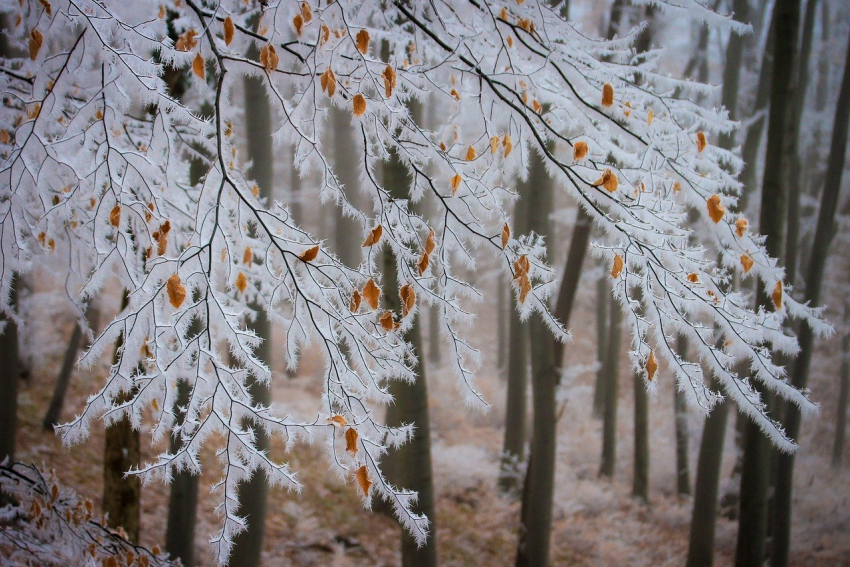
[356,29,370,54]
[356,465,372,496]
[400,284,415,318]
[501,223,510,249]
[328,415,348,427]
[301,1,312,23]
[379,310,396,331]
[192,52,205,80]
[740,254,754,274]
[363,278,381,310]
[424,229,436,255]
[300,245,319,262]
[260,44,279,71]
[223,16,235,45]
[345,427,358,456]
[624,101,632,117]
[772,280,783,310]
[109,205,121,227]
[167,273,186,308]
[465,145,476,161]
[29,29,43,60]
[647,108,654,125]
[450,173,462,195]
[362,225,383,247]
[573,140,588,161]
[601,83,614,107]
[518,274,531,303]
[706,194,725,223]
[696,131,707,153]
[39,0,51,15]
[235,272,247,293]
[242,246,252,264]
[293,13,304,37]
[350,289,361,313]
[320,24,330,46]
[672,181,682,193]
[592,168,618,193]
[417,252,430,275]
[503,134,513,157]
[353,93,366,117]
[382,65,396,98]
[645,350,658,382]
[611,253,623,279]
[532,99,542,114]
[500,6,508,19]
[735,218,748,238]
[687,273,699,283]
[490,136,500,154]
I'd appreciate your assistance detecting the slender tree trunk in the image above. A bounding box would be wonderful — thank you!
[599,297,623,479]
[228,43,275,567]
[632,369,650,502]
[833,320,850,469]
[0,278,19,466]
[674,338,691,497]
[102,292,140,543]
[592,270,609,418]
[737,2,800,565]
[497,271,507,372]
[686,378,731,567]
[428,304,440,365]
[332,106,362,267]
[551,206,591,370]
[771,26,850,567]
[515,149,557,567]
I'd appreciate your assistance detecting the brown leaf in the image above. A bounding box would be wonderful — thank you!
[349,289,361,313]
[740,253,754,273]
[362,225,383,247]
[293,14,304,37]
[417,252,430,275]
[345,427,359,456]
[39,0,51,16]
[356,465,372,497]
[645,350,658,382]
[301,1,312,23]
[424,229,436,255]
[109,205,121,227]
[450,88,461,101]
[611,253,623,279]
[260,44,279,71]
[320,24,330,46]
[235,272,247,293]
[300,245,319,262]
[518,274,531,303]
[647,108,654,125]
[735,218,748,238]
[592,169,618,193]
[501,223,510,249]
[223,16,235,45]
[242,246,252,265]
[687,273,699,283]
[356,29,370,54]
[672,181,682,193]
[192,52,205,80]
[601,83,614,107]
[532,99,543,114]
[363,278,381,310]
[465,145,476,161]
[772,281,783,310]
[29,29,43,60]
[513,254,530,276]
[379,310,396,331]
[321,68,337,97]
[450,174,462,195]
[490,136,500,154]
[503,134,513,157]
[400,284,415,318]
[167,273,186,308]
[696,131,707,153]
[383,65,396,98]
[573,140,588,161]
[353,93,366,117]
[706,194,725,223]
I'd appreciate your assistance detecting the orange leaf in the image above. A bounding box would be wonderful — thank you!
[518,274,531,303]
[192,52,205,80]
[601,83,614,107]
[363,278,381,310]
[696,131,707,153]
[672,181,682,193]
[362,225,383,247]
[293,13,304,37]
[450,174,462,194]
[706,194,725,223]
[490,136,500,154]
[382,65,396,98]
[503,134,513,157]
[450,88,460,100]
[353,93,366,117]
[647,108,654,125]
[321,68,337,97]
[345,427,358,456]
[328,414,348,427]
[109,205,121,227]
[645,350,658,381]
[501,223,510,249]
[300,245,319,262]
[167,274,186,308]
[740,253,754,273]
[356,29,370,54]
[735,218,748,238]
[611,253,623,278]
[356,465,372,496]
[242,246,252,265]
[301,1,312,23]
[592,169,618,193]
[424,229,436,255]
[400,284,415,318]
[260,43,279,71]
[687,273,699,283]
[379,310,396,331]
[29,29,43,60]
[320,24,330,46]
[223,16,235,45]
[573,140,588,161]
[772,281,783,310]
[235,272,247,293]
[465,145,476,161]
[350,289,362,312]
[417,252,430,275]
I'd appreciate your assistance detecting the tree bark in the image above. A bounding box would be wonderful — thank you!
[551,206,591,370]
[833,318,850,469]
[331,106,362,267]
[686,378,731,567]
[771,24,850,567]
[164,380,199,566]
[0,277,19,466]
[632,369,650,502]
[599,294,623,479]
[592,270,609,418]
[736,2,800,565]
[674,337,691,497]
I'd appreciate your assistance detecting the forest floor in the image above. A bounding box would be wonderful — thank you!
[12,259,850,567]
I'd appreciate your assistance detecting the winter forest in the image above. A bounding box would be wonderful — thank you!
[0,0,849,565]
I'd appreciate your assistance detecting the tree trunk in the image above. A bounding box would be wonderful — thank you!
[428,304,441,365]
[332,106,362,267]
[686,378,731,567]
[165,380,199,566]
[515,148,557,567]
[736,1,800,565]
[592,270,609,418]
[551,206,591,370]
[0,277,19,466]
[771,24,850,567]
[632,369,650,502]
[228,42,275,567]
[497,271,507,372]
[833,321,850,469]
[674,338,691,497]
[599,292,623,479]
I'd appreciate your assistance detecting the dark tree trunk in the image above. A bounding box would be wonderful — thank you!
[592,270,609,418]
[497,271,507,372]
[771,25,850,567]
[833,319,850,469]
[551,206,591,370]
[331,106,362,267]
[674,338,691,497]
[428,304,440,365]
[686,379,731,567]
[515,148,557,567]
[632,369,650,502]
[736,2,800,565]
[165,380,199,566]
[599,296,623,479]
[228,42,275,567]
[0,278,19,466]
